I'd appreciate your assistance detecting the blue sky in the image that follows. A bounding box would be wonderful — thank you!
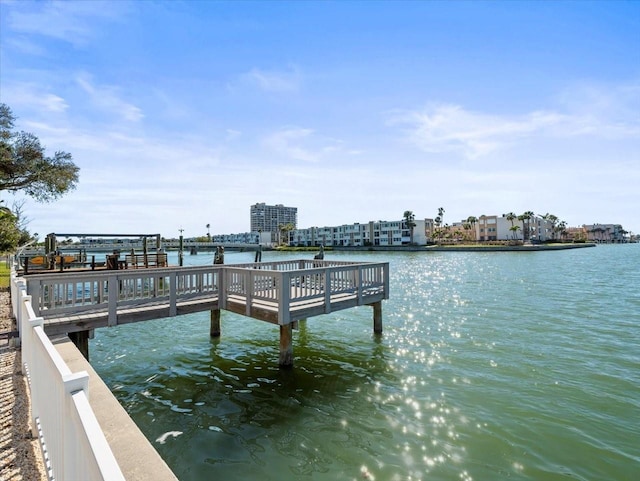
[1,0,639,238]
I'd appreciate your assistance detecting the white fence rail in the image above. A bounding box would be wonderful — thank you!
[11,270,125,481]
[25,260,389,326]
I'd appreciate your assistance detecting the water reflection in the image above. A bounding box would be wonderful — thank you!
[91,247,640,481]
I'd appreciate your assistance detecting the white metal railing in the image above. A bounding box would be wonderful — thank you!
[24,260,388,327]
[11,268,125,481]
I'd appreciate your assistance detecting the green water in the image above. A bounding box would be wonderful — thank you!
[91,245,640,481]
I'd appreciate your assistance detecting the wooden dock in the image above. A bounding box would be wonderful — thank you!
[24,259,389,366]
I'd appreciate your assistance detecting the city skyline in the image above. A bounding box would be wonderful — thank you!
[1,1,638,237]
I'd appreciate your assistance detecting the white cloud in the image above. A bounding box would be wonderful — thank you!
[554,81,640,138]
[5,36,46,56]
[262,127,350,163]
[238,66,301,93]
[263,128,317,162]
[391,104,565,159]
[6,0,128,47]
[225,129,242,141]
[76,73,144,122]
[392,83,640,159]
[2,83,68,113]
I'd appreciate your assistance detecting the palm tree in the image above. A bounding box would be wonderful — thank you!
[462,222,471,241]
[278,223,295,246]
[593,226,604,242]
[542,213,558,240]
[557,221,567,241]
[466,216,478,241]
[522,211,535,241]
[510,225,521,241]
[504,212,516,239]
[434,207,445,243]
[517,214,527,240]
[403,210,416,245]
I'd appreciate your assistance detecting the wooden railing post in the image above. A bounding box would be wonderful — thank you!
[383,263,390,299]
[169,272,177,317]
[324,268,331,314]
[107,275,118,327]
[246,270,254,317]
[217,267,225,310]
[278,271,290,325]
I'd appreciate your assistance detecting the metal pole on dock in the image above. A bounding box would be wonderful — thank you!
[210,246,225,337]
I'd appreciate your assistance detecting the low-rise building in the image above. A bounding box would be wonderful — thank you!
[289,219,429,247]
[211,231,270,245]
[474,214,559,242]
[583,224,626,243]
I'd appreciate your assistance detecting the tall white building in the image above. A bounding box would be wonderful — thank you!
[250,203,298,243]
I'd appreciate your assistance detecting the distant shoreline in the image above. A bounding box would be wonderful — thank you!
[279,243,598,253]
[420,243,597,252]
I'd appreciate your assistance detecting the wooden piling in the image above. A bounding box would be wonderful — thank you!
[69,330,90,360]
[292,318,306,330]
[210,309,221,337]
[279,323,293,367]
[372,301,383,334]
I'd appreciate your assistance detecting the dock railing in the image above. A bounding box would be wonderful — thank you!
[221,260,389,324]
[25,260,388,327]
[11,268,126,481]
[26,265,223,324]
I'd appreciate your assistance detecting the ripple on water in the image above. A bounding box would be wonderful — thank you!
[91,247,640,480]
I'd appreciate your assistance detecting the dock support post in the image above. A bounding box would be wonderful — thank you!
[372,301,383,334]
[210,309,221,337]
[69,331,90,361]
[279,323,293,368]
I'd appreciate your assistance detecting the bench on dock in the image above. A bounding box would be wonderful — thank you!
[124,253,168,268]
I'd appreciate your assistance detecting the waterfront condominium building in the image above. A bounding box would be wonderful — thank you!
[250,203,298,243]
[289,219,429,247]
[476,214,555,242]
